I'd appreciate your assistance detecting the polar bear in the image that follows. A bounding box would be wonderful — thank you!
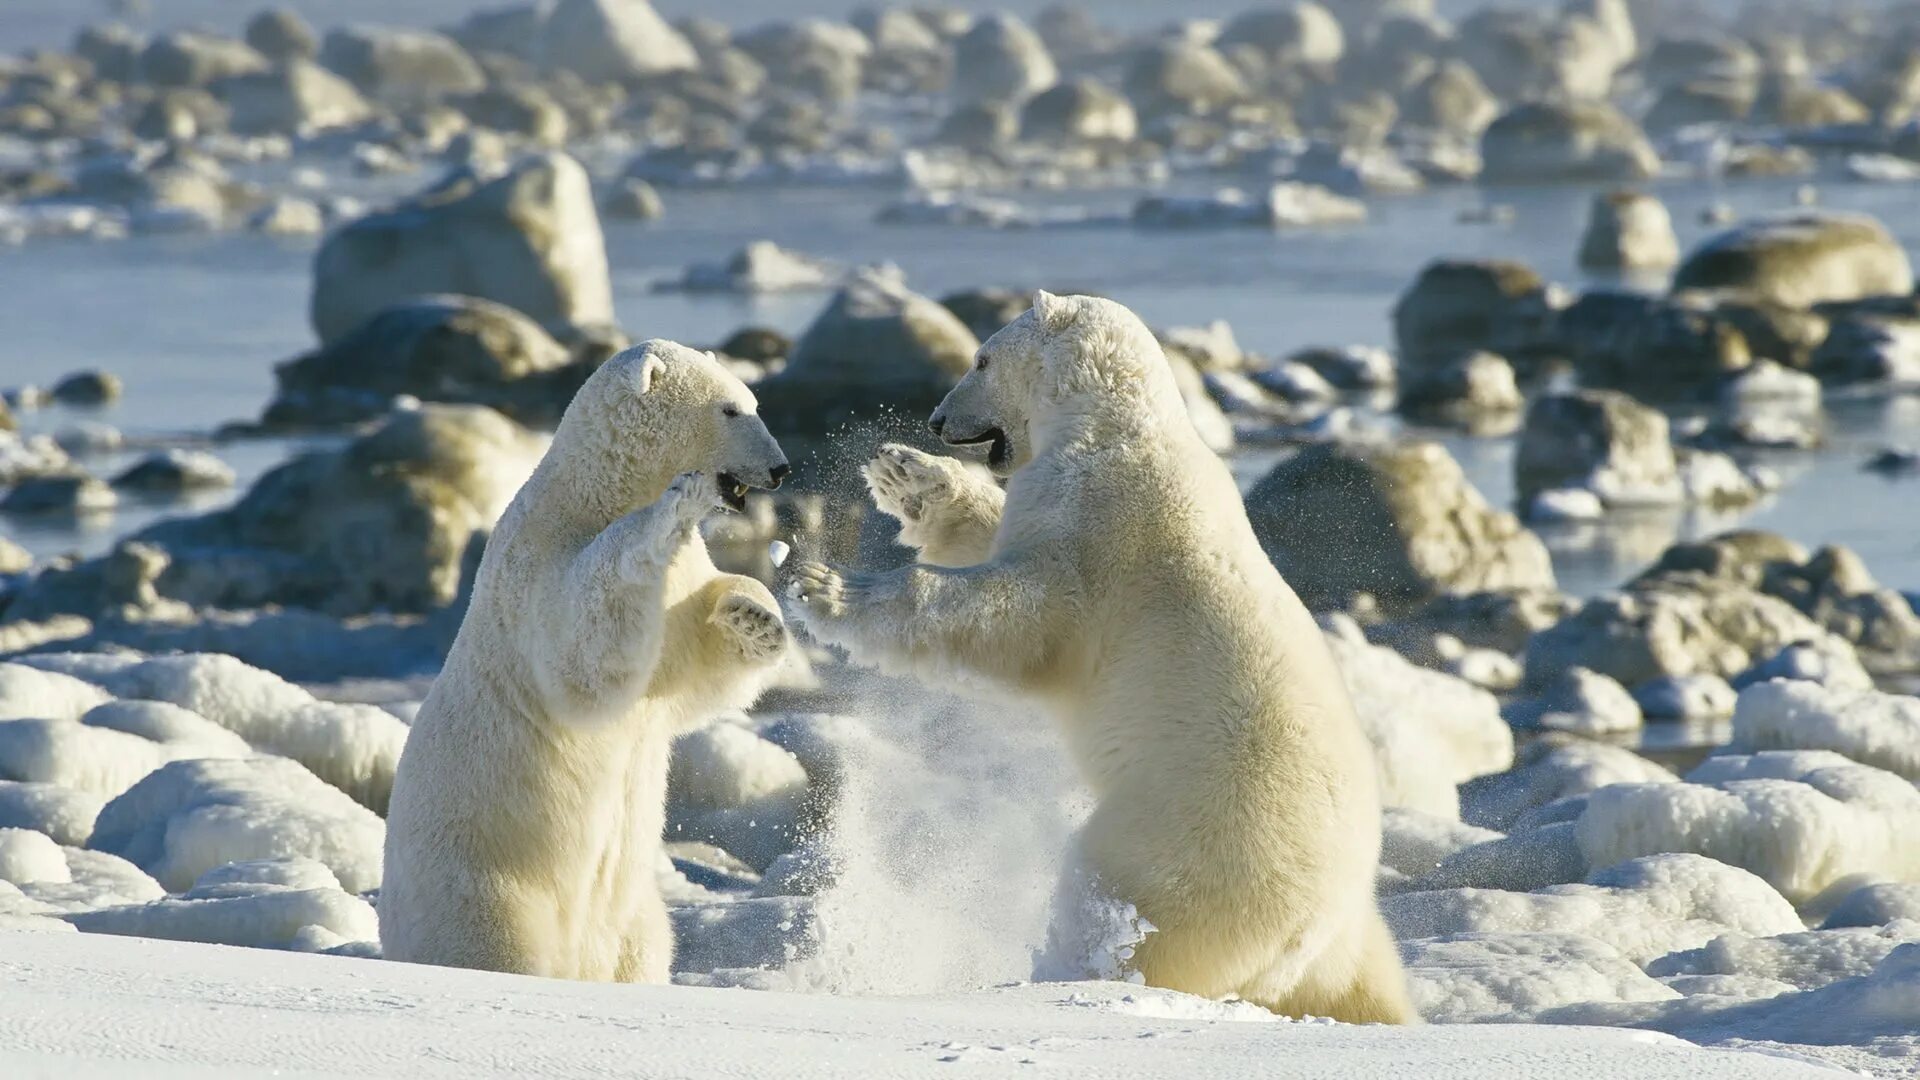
[380,340,792,981]
[788,293,1415,1023]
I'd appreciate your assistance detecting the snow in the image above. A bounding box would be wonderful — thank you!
[1732,679,1920,781]
[1401,932,1679,1022]
[88,757,385,893]
[1578,750,1920,904]
[1824,882,1920,929]
[0,929,1844,1079]
[0,827,68,885]
[1647,920,1920,990]
[769,540,792,567]
[0,781,102,846]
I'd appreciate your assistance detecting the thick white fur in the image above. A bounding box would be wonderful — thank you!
[790,294,1416,1023]
[380,341,791,981]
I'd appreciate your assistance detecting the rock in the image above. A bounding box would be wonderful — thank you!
[952,14,1057,106]
[0,477,115,516]
[1551,292,1752,389]
[1579,191,1680,272]
[248,197,326,237]
[600,177,663,221]
[49,371,122,407]
[266,295,585,430]
[1217,3,1346,68]
[1456,9,1618,102]
[669,242,838,294]
[538,0,699,83]
[110,450,236,494]
[133,90,226,141]
[754,270,979,438]
[1673,212,1914,310]
[1019,78,1138,143]
[74,24,145,83]
[52,424,123,456]
[1247,440,1555,611]
[1398,351,1522,430]
[733,21,869,104]
[245,8,318,61]
[1643,34,1759,92]
[451,6,550,62]
[1122,39,1249,118]
[933,101,1018,151]
[456,84,570,146]
[311,151,614,344]
[1399,61,1498,137]
[1132,183,1365,229]
[1516,390,1681,509]
[1811,312,1920,387]
[1480,101,1659,184]
[1634,673,1737,721]
[714,327,791,365]
[1644,79,1756,133]
[940,288,1033,342]
[1506,667,1644,735]
[215,59,374,136]
[1735,639,1874,692]
[1460,735,1676,833]
[319,27,486,108]
[1565,0,1636,65]
[140,32,270,88]
[1525,487,1605,523]
[1290,345,1396,390]
[130,405,546,615]
[1392,259,1558,369]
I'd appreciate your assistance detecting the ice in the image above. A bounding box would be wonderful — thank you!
[67,884,378,951]
[1823,882,1920,928]
[1461,737,1677,832]
[18,847,164,914]
[1578,751,1920,904]
[1731,679,1920,781]
[667,719,811,872]
[0,780,104,846]
[88,757,385,893]
[22,653,409,812]
[0,662,112,721]
[0,716,202,799]
[768,540,792,568]
[1384,854,1802,964]
[1326,633,1515,818]
[0,827,68,885]
[1647,920,1920,990]
[1401,932,1679,1023]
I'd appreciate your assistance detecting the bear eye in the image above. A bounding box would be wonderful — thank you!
[722,405,740,418]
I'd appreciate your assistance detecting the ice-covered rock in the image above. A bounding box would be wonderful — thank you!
[1516,390,1681,509]
[1635,674,1739,722]
[1,476,116,516]
[951,14,1057,106]
[111,450,235,494]
[1399,61,1499,137]
[539,0,699,83]
[215,59,372,136]
[1326,631,1515,819]
[1380,807,1503,879]
[51,370,123,408]
[88,756,384,894]
[248,197,326,237]
[1122,39,1249,118]
[1480,101,1659,184]
[266,295,585,429]
[1731,681,1920,782]
[0,782,103,848]
[1392,259,1558,368]
[1580,751,1920,904]
[668,242,840,294]
[1386,853,1802,964]
[1648,921,1920,991]
[667,720,811,871]
[246,8,318,61]
[318,26,485,107]
[1507,667,1644,735]
[1673,212,1914,310]
[311,152,614,343]
[1398,350,1522,429]
[0,827,69,886]
[1132,184,1365,229]
[1579,191,1680,273]
[1018,79,1138,144]
[0,665,113,723]
[1811,311,1920,387]
[1461,736,1678,832]
[1402,932,1678,1023]
[1823,882,1920,929]
[67,882,378,951]
[1248,440,1555,610]
[755,270,979,437]
[140,32,270,88]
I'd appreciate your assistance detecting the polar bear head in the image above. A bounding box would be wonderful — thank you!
[556,339,789,513]
[929,291,1176,476]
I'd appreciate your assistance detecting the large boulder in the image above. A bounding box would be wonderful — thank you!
[213,59,374,136]
[1392,259,1559,369]
[139,32,270,88]
[1516,390,1680,509]
[130,405,547,615]
[1122,39,1250,118]
[1480,101,1659,184]
[1216,3,1346,68]
[1673,213,1914,310]
[538,0,699,83]
[245,8,319,62]
[1247,440,1556,611]
[952,14,1057,106]
[1399,61,1499,137]
[754,271,980,438]
[263,296,590,430]
[1578,190,1680,272]
[319,26,486,108]
[311,152,614,344]
[1019,78,1138,143]
[1551,292,1752,389]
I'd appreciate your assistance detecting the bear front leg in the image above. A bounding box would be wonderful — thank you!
[863,444,1005,569]
[785,554,1070,690]
[707,576,789,666]
[541,473,717,715]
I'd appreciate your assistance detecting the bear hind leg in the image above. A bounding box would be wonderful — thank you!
[1240,915,1418,1025]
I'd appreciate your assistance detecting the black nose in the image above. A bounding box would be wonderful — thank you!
[928,414,945,436]
[769,463,790,488]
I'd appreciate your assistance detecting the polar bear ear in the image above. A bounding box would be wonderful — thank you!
[635,353,668,395]
[1032,290,1074,331]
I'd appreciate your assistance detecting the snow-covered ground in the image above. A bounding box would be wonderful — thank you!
[0,928,1849,1080]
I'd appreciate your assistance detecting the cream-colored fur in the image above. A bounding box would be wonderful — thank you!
[789,293,1415,1023]
[380,340,791,981]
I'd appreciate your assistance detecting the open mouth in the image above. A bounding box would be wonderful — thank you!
[947,427,1011,470]
[716,472,751,513]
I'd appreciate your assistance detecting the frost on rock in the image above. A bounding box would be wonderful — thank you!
[22,652,409,814]
[1578,751,1920,905]
[1401,932,1679,1023]
[1327,633,1514,818]
[67,882,378,951]
[1379,807,1504,880]
[88,757,385,894]
[1647,920,1920,991]
[1383,854,1802,964]
[1462,736,1677,832]
[0,663,113,721]
[0,827,69,886]
[1731,679,1920,782]
[18,847,165,915]
[1824,882,1920,928]
[0,781,104,847]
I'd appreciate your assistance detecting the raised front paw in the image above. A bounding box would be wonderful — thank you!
[863,444,965,526]
[711,590,787,662]
[784,560,848,619]
[621,473,717,582]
